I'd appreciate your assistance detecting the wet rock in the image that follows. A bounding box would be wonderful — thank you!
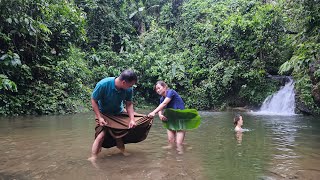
[266,75,291,86]
[228,107,251,112]
[309,60,320,84]
[311,83,320,106]
[295,95,313,115]
[309,60,320,109]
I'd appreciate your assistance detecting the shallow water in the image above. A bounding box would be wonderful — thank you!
[0,110,320,179]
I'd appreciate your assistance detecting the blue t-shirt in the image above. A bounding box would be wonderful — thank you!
[160,89,185,110]
[92,77,133,114]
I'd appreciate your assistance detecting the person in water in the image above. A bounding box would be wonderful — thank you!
[148,81,186,153]
[233,114,244,144]
[233,114,244,132]
[88,69,138,161]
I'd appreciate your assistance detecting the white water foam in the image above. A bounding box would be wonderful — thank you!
[254,78,296,116]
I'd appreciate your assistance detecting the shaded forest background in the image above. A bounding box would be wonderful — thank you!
[0,0,319,116]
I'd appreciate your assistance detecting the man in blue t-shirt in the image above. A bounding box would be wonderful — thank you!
[89,69,137,161]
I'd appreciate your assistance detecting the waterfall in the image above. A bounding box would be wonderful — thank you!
[259,78,296,115]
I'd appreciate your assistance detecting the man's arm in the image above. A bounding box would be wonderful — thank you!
[91,98,107,126]
[125,101,136,128]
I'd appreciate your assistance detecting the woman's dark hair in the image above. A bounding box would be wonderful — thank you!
[119,69,137,83]
[154,81,168,91]
[233,114,242,126]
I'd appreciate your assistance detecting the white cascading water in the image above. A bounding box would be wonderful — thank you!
[259,78,296,115]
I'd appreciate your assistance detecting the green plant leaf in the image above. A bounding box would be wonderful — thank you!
[163,108,201,130]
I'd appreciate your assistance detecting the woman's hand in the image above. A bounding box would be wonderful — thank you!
[159,114,167,121]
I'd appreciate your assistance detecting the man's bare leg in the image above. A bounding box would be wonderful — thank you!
[88,130,105,161]
[116,138,130,156]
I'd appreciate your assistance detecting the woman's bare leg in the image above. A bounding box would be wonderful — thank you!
[163,129,176,149]
[176,130,186,154]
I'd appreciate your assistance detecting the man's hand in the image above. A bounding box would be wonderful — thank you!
[159,114,167,121]
[96,117,108,126]
[128,120,136,129]
[147,112,156,118]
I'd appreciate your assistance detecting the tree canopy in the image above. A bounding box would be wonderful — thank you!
[1,0,319,116]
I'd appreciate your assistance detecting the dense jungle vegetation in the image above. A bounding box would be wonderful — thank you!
[0,0,319,116]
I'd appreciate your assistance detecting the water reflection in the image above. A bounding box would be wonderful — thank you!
[235,131,243,144]
[0,112,320,179]
[249,113,320,179]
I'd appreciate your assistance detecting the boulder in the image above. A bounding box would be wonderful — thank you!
[311,83,320,106]
[295,95,313,115]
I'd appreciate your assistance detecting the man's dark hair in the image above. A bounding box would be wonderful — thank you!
[119,69,137,83]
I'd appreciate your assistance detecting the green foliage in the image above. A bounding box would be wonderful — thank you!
[0,74,17,92]
[0,0,89,116]
[127,0,289,110]
[279,0,320,113]
[0,50,20,92]
[238,78,278,106]
[1,0,319,115]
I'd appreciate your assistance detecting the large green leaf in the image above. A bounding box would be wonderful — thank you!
[163,108,201,130]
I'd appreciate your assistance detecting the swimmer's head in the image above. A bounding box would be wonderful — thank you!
[233,114,243,126]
